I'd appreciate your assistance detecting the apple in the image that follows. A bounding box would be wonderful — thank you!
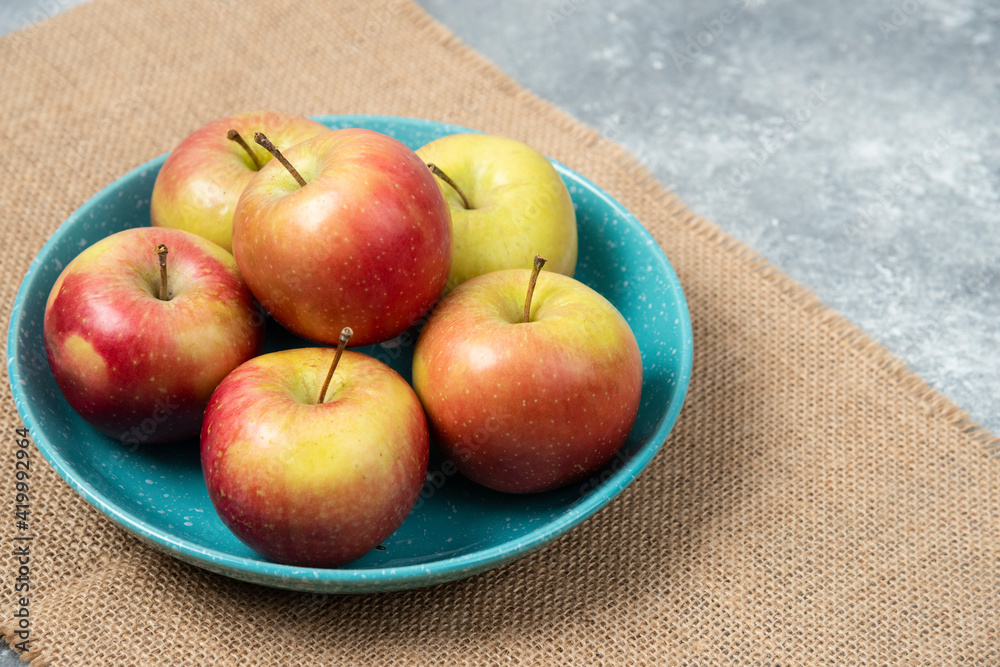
[150,110,328,252]
[200,331,430,567]
[415,133,577,291]
[43,227,265,445]
[231,128,452,347]
[412,257,642,493]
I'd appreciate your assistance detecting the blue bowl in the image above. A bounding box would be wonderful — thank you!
[7,115,692,593]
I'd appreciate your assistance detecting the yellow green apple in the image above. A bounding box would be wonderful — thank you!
[416,133,577,291]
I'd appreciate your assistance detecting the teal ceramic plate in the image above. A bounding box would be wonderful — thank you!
[7,115,692,593]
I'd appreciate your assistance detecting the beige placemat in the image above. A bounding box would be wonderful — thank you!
[1,0,997,664]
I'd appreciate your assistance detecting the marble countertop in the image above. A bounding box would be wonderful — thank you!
[1,0,997,663]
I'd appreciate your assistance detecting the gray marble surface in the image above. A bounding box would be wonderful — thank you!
[1,0,998,663]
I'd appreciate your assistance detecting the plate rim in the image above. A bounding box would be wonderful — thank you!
[7,113,693,592]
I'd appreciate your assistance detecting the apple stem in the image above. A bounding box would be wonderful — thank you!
[155,244,169,300]
[318,327,354,404]
[227,129,261,170]
[426,163,471,209]
[254,131,307,187]
[523,255,547,323]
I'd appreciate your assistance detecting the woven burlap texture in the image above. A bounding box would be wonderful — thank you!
[1,0,997,664]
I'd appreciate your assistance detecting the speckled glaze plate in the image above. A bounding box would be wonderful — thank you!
[7,115,692,593]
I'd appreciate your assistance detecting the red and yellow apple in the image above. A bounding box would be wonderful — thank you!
[150,110,328,252]
[412,260,642,493]
[232,128,452,347]
[43,227,265,445]
[200,344,429,567]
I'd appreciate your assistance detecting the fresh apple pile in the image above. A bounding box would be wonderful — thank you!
[42,111,643,568]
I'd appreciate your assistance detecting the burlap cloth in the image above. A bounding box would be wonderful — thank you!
[1,0,997,664]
